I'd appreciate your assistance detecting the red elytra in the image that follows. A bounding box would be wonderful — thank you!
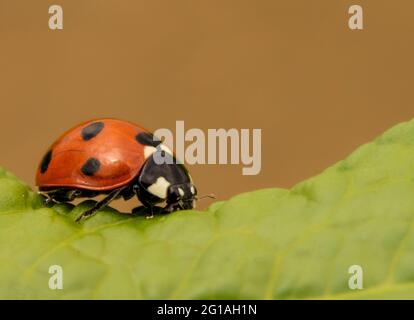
[36,118,149,191]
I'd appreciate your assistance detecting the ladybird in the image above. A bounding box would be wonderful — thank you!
[36,118,197,222]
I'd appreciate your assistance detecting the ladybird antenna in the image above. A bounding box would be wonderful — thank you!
[197,194,216,200]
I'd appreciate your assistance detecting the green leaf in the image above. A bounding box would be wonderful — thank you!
[3,119,414,299]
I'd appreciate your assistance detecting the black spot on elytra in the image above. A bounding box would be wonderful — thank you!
[40,150,53,174]
[136,132,161,147]
[81,122,104,141]
[81,158,101,176]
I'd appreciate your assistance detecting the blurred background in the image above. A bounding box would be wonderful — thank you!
[1,0,414,211]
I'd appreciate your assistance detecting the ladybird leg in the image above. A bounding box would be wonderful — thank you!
[39,189,69,205]
[145,205,154,219]
[132,204,163,218]
[139,200,154,219]
[75,187,125,222]
[40,189,81,204]
[132,185,156,218]
[65,189,82,201]
[132,202,155,218]
[163,202,176,213]
[38,192,58,207]
[131,206,146,215]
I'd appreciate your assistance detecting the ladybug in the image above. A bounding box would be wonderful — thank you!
[36,118,197,222]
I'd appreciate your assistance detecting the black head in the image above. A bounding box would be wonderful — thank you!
[167,183,198,210]
[137,148,197,210]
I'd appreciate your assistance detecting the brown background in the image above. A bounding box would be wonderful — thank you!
[1,0,413,211]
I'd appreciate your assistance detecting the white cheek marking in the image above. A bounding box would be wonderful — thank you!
[178,188,185,197]
[144,146,157,159]
[190,186,195,194]
[147,177,171,199]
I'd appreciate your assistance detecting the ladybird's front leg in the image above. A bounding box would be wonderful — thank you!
[146,205,154,219]
[133,186,156,219]
[132,205,154,219]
